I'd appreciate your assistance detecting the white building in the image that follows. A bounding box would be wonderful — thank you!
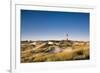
[30,42,37,45]
[48,41,53,45]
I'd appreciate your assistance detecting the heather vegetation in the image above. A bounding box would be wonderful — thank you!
[21,40,89,63]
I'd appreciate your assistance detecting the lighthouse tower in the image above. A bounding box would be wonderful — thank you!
[66,33,68,41]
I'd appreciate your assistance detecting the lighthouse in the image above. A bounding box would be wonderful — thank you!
[66,33,68,41]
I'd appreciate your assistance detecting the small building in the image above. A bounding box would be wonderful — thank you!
[30,42,37,45]
[48,41,53,45]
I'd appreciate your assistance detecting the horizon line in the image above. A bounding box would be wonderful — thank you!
[21,39,89,42]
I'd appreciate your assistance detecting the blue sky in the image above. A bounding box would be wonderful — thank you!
[21,10,89,41]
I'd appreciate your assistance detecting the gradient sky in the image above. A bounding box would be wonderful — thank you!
[21,10,89,41]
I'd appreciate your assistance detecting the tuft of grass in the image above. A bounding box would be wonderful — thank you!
[55,51,73,61]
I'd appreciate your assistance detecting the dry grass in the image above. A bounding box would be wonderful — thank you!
[21,41,90,63]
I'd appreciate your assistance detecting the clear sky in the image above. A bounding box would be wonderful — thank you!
[21,10,89,41]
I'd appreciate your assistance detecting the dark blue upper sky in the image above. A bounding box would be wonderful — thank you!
[21,10,89,41]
